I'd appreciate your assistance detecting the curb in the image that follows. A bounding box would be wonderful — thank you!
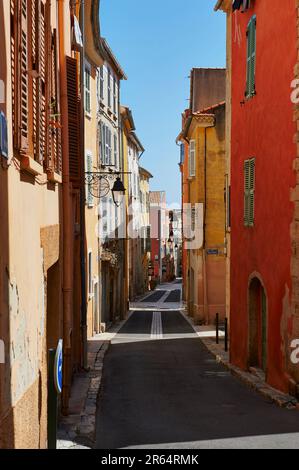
[180,309,298,411]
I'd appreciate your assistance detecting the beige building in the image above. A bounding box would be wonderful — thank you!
[0,0,74,448]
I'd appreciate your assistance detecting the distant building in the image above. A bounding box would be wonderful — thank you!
[177,68,226,324]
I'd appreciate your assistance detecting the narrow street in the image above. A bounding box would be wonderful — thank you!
[95,282,299,450]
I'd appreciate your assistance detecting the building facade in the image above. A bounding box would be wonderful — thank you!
[215,0,299,396]
[178,69,226,324]
[0,0,84,448]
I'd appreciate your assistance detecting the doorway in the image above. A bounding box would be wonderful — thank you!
[248,277,267,372]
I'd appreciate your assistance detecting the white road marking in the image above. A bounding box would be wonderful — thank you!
[151,311,163,340]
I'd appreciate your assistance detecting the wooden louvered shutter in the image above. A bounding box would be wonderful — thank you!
[244,158,255,227]
[86,153,94,207]
[39,0,47,164]
[66,56,80,184]
[11,0,17,145]
[248,159,255,226]
[189,140,196,177]
[19,0,29,150]
[244,160,250,226]
[246,16,256,98]
[49,29,62,174]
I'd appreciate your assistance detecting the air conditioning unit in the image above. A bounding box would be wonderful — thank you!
[0,111,8,159]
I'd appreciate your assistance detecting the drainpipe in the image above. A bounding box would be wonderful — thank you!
[203,128,209,324]
[79,1,88,369]
[58,0,72,414]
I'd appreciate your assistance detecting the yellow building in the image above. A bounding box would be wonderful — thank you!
[120,106,146,300]
[139,167,153,292]
[84,0,104,338]
[178,69,226,324]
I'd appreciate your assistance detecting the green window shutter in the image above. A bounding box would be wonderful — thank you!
[246,16,256,98]
[244,158,255,227]
[248,158,255,226]
[244,160,250,226]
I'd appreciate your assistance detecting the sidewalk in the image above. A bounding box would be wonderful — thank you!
[57,322,126,449]
[180,308,299,410]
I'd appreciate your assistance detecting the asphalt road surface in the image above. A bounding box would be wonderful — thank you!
[95,285,299,449]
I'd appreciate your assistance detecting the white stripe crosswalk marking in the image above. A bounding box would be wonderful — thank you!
[151,311,163,339]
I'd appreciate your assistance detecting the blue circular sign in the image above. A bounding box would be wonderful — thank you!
[54,339,63,394]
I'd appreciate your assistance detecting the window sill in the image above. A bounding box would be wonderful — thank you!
[85,111,92,119]
[21,156,43,176]
[47,169,62,184]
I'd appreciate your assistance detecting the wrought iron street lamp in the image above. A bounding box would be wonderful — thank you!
[85,170,129,206]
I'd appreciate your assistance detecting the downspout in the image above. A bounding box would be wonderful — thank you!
[79,1,87,369]
[203,128,209,324]
[58,0,72,415]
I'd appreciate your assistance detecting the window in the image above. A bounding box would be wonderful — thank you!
[114,134,118,168]
[99,66,104,100]
[180,143,185,164]
[244,158,255,227]
[100,123,113,165]
[246,16,256,99]
[189,139,196,177]
[85,65,91,114]
[107,68,111,108]
[113,77,117,114]
[86,152,94,207]
[88,251,93,297]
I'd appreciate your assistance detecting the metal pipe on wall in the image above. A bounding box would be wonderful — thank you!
[57,0,72,415]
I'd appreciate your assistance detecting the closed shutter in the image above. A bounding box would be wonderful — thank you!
[105,125,109,165]
[246,16,256,98]
[244,160,250,226]
[114,134,117,168]
[248,159,255,226]
[189,140,196,177]
[244,158,255,226]
[86,153,94,207]
[20,0,29,150]
[66,56,81,183]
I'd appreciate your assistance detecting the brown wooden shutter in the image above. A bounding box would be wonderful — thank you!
[49,29,62,174]
[19,0,29,150]
[11,0,17,146]
[66,56,81,184]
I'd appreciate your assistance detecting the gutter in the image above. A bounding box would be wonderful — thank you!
[58,0,73,415]
[79,0,88,370]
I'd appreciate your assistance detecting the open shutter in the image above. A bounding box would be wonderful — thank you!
[244,160,250,226]
[50,29,62,174]
[67,56,81,184]
[20,0,29,150]
[86,153,94,207]
[249,159,255,226]
[189,140,196,177]
[246,16,256,98]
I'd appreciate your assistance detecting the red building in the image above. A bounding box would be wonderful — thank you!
[228,0,299,394]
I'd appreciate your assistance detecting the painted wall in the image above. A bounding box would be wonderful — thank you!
[85,58,101,338]
[0,0,65,448]
[230,1,297,392]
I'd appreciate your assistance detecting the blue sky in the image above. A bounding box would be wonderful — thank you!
[101,0,226,205]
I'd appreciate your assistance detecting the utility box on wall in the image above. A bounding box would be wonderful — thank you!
[0,112,8,159]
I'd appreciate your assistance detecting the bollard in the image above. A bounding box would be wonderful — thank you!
[48,348,58,449]
[225,318,228,352]
[216,313,219,344]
